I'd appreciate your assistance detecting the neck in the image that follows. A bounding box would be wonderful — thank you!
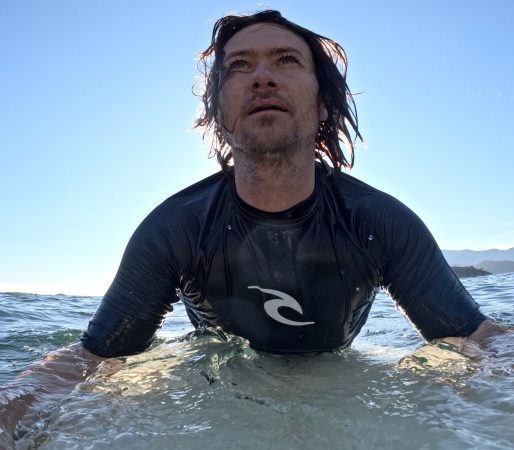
[233,152,316,212]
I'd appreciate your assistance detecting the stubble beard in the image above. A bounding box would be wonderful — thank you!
[226,115,317,170]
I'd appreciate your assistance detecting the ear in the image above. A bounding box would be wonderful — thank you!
[319,102,328,122]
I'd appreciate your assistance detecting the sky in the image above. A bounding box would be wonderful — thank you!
[1,0,513,295]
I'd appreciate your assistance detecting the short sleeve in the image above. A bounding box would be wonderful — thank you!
[81,211,184,357]
[376,196,487,340]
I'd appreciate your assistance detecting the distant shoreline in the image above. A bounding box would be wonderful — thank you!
[451,266,491,278]
[443,248,514,276]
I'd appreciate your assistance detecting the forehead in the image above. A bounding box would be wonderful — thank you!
[222,23,313,59]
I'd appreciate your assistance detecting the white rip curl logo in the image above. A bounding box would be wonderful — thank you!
[248,286,315,327]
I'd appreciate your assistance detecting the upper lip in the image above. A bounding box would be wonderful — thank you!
[247,98,289,115]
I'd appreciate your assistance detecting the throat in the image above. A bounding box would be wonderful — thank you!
[234,162,315,212]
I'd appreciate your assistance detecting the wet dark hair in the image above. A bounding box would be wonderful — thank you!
[194,10,362,171]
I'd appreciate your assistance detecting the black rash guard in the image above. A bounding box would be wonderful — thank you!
[81,166,487,357]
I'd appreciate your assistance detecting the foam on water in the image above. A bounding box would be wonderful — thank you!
[1,274,513,449]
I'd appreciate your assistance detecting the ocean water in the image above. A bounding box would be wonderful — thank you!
[1,273,513,449]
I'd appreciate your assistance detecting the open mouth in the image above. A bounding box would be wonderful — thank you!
[248,100,288,115]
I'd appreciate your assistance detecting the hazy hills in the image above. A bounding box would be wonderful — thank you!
[443,247,514,274]
[474,260,514,274]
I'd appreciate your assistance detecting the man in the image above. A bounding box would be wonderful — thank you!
[0,9,508,447]
[80,10,499,357]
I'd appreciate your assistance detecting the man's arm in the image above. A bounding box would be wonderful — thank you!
[369,193,488,341]
[0,343,105,448]
[80,199,185,357]
[374,197,514,351]
[439,319,513,357]
[469,319,512,342]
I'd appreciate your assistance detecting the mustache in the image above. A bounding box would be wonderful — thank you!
[219,93,291,134]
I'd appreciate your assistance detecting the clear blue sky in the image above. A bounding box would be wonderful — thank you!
[1,0,513,295]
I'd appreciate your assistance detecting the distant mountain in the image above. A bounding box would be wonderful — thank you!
[451,266,491,278]
[474,260,514,274]
[442,247,514,266]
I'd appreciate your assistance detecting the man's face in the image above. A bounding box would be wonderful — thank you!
[218,23,326,163]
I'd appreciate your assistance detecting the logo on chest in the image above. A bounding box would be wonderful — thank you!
[248,286,315,326]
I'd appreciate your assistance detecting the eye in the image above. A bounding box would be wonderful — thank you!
[227,58,250,71]
[278,54,301,65]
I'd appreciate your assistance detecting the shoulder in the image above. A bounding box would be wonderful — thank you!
[144,170,229,224]
[321,167,415,222]
[321,167,434,264]
[129,170,231,246]
[159,170,228,211]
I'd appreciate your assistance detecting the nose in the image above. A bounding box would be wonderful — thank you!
[251,63,278,90]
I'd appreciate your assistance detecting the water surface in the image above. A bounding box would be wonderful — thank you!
[1,273,513,449]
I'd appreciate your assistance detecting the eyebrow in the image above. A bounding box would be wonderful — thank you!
[223,46,305,63]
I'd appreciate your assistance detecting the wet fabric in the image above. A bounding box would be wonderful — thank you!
[81,166,486,357]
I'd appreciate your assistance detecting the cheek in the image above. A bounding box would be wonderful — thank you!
[217,90,230,123]
[295,75,321,111]
[218,83,239,120]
